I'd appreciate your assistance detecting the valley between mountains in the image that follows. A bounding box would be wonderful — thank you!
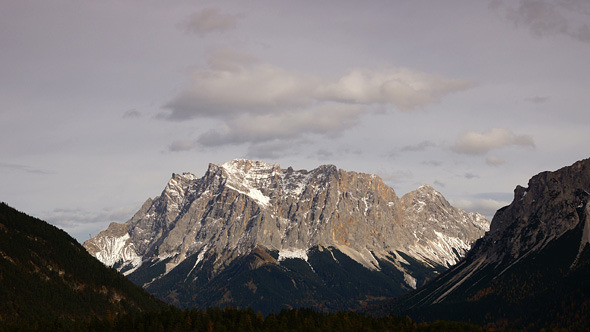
[84,159,489,313]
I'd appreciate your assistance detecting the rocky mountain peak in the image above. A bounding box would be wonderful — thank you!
[476,158,590,264]
[84,159,489,308]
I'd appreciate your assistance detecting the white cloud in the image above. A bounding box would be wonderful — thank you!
[180,8,240,36]
[164,63,320,120]
[163,52,473,150]
[197,104,364,146]
[317,68,473,111]
[452,198,509,218]
[45,206,138,242]
[451,128,535,155]
[491,0,590,43]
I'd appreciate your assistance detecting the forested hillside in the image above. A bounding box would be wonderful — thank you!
[0,203,167,329]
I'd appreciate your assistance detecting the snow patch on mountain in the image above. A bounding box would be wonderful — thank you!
[186,245,208,280]
[407,231,471,268]
[278,248,309,262]
[225,184,271,207]
[336,245,381,271]
[93,233,142,271]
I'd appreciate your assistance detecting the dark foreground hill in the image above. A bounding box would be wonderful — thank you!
[385,157,590,330]
[0,202,167,329]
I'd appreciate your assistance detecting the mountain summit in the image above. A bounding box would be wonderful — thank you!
[84,159,488,312]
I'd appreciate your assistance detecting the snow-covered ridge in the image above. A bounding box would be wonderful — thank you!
[407,231,472,267]
[217,159,318,205]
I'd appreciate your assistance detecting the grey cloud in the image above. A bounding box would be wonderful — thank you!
[316,149,334,159]
[422,160,443,167]
[45,206,137,242]
[451,128,535,155]
[433,180,446,188]
[162,56,473,149]
[0,162,55,175]
[486,155,505,166]
[464,172,479,179]
[180,8,240,36]
[245,140,299,159]
[525,96,549,104]
[452,198,509,219]
[492,0,590,43]
[474,192,514,202]
[207,48,258,72]
[313,146,362,161]
[377,169,414,183]
[162,56,472,119]
[163,63,320,120]
[197,104,364,147]
[401,140,436,152]
[123,109,142,118]
[168,139,199,152]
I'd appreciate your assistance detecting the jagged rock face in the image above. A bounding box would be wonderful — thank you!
[390,157,590,329]
[84,159,488,311]
[475,159,590,263]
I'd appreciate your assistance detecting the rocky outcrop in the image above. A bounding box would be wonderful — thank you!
[84,159,489,311]
[390,157,590,330]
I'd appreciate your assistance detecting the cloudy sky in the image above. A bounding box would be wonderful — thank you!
[1,0,589,242]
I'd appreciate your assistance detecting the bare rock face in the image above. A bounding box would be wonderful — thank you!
[390,157,590,330]
[84,159,488,311]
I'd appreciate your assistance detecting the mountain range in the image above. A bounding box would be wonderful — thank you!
[4,157,590,329]
[84,159,489,313]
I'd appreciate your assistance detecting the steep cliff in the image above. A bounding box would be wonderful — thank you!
[390,157,590,330]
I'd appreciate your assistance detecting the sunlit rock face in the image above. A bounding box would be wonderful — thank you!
[84,159,488,312]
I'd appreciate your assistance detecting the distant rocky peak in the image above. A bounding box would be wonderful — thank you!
[413,184,445,202]
[85,159,490,291]
[161,173,198,213]
[401,184,447,211]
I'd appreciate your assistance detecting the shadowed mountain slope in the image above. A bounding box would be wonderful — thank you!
[386,157,590,330]
[0,203,167,328]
